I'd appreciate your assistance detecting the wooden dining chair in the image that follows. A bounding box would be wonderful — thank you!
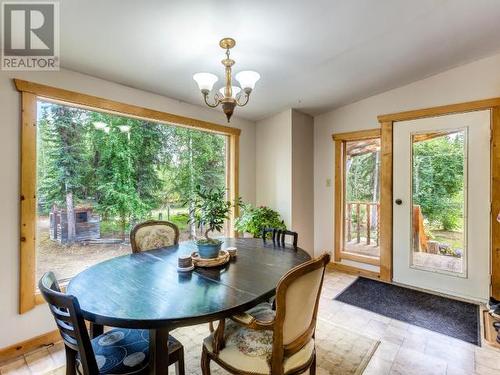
[201,253,330,375]
[130,220,180,253]
[262,228,298,249]
[39,272,185,375]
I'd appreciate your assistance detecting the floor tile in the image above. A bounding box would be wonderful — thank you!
[48,342,66,368]
[24,349,56,375]
[476,346,500,371]
[363,356,393,375]
[0,358,30,375]
[390,347,448,375]
[373,341,401,362]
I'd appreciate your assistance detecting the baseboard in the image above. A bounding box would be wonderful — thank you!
[328,262,381,280]
[0,330,61,364]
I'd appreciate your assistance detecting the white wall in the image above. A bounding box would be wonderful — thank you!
[256,110,293,226]
[256,109,314,254]
[291,110,314,253]
[0,68,256,348]
[314,52,500,257]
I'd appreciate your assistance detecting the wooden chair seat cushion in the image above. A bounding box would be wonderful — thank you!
[76,328,181,374]
[205,303,314,374]
[134,225,177,251]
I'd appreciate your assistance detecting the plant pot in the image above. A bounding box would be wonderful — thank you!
[196,240,222,259]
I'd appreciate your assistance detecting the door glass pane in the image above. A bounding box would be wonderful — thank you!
[343,138,381,258]
[411,129,466,275]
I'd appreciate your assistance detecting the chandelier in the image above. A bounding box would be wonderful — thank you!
[193,38,260,123]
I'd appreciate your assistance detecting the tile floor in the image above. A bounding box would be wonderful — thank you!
[2,269,500,374]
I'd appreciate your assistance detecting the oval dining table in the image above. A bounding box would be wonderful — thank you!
[66,237,311,374]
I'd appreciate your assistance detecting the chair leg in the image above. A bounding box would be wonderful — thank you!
[208,321,214,333]
[309,351,316,375]
[201,346,211,375]
[175,347,185,375]
[65,346,77,375]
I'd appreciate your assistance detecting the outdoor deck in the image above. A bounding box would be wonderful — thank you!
[413,252,463,274]
[344,240,380,257]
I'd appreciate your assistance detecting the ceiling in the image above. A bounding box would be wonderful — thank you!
[59,0,500,121]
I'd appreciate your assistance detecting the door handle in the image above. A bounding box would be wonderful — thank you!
[395,199,403,205]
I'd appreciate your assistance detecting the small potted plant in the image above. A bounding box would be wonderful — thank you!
[190,185,233,259]
[234,202,286,238]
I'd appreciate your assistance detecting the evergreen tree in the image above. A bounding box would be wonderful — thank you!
[37,103,90,242]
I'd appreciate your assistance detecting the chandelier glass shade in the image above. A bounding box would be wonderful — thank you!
[193,38,260,122]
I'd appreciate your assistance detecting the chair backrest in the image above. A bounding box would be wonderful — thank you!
[38,272,99,374]
[130,220,180,253]
[271,253,330,372]
[262,228,298,249]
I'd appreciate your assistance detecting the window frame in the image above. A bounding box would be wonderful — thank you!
[16,79,240,313]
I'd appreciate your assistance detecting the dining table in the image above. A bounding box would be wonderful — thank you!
[66,237,311,374]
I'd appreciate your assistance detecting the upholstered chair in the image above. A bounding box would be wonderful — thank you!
[39,272,185,375]
[201,253,330,375]
[130,220,180,253]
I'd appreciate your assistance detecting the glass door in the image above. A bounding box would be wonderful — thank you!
[393,110,490,301]
[343,138,381,261]
[334,131,381,267]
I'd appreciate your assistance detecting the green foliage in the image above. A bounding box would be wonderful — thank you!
[169,213,189,231]
[412,132,464,230]
[346,152,377,202]
[234,204,286,238]
[37,101,227,239]
[37,104,90,211]
[189,185,232,242]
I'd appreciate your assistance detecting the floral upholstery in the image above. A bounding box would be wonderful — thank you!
[203,303,315,374]
[133,224,177,251]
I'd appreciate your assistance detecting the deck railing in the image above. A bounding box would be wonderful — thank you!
[345,201,380,246]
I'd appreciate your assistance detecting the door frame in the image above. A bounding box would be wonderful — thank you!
[377,97,500,297]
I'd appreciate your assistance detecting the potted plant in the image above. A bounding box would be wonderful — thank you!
[190,185,233,259]
[234,203,286,238]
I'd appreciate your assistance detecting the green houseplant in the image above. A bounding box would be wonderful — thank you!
[190,185,232,258]
[234,203,286,238]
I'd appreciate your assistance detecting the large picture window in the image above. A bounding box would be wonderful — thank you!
[17,80,240,313]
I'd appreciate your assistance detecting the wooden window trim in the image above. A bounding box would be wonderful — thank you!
[16,79,240,313]
[378,97,500,291]
[332,129,382,273]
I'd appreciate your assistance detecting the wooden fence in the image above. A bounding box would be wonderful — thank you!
[345,202,380,246]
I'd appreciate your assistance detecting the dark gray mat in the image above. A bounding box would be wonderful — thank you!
[335,277,480,345]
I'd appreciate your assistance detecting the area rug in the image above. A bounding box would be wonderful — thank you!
[44,319,378,375]
[335,276,481,345]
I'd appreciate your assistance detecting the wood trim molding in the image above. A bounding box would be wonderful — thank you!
[14,79,241,136]
[491,107,500,299]
[327,262,380,280]
[16,79,240,313]
[0,330,60,364]
[19,92,37,314]
[333,140,343,262]
[339,251,380,266]
[228,134,240,238]
[332,128,380,141]
[379,121,393,282]
[377,98,500,123]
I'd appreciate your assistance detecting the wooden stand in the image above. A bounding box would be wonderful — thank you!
[191,250,230,268]
[483,310,500,348]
